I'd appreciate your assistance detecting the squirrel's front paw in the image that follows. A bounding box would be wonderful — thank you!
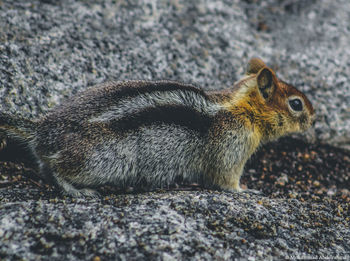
[222,187,263,196]
[241,189,264,196]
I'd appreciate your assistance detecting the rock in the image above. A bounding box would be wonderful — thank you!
[0,190,349,260]
[0,0,349,149]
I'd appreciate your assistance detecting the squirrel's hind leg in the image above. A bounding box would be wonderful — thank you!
[39,156,101,198]
[52,173,100,198]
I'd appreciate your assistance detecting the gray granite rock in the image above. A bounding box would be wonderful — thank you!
[1,190,349,260]
[0,0,349,149]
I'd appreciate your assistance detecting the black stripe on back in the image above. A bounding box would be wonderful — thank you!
[108,81,208,102]
[49,81,210,123]
[108,104,214,134]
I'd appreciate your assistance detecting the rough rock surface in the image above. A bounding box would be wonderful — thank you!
[0,0,349,148]
[1,0,350,260]
[0,191,348,260]
[1,137,350,260]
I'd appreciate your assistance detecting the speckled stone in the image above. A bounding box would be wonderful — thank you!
[0,190,349,260]
[0,0,349,149]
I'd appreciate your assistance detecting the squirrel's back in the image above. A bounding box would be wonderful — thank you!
[35,80,223,154]
[42,80,221,123]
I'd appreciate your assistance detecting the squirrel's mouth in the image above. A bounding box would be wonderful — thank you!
[302,117,315,131]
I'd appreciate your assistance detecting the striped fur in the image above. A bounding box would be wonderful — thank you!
[34,81,230,195]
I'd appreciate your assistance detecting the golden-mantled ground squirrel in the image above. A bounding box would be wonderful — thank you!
[0,58,315,197]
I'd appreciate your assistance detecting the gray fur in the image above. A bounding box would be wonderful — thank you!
[82,125,206,188]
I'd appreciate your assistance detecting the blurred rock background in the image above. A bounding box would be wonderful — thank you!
[0,0,349,149]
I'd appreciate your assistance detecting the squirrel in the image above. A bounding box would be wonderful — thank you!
[0,58,315,197]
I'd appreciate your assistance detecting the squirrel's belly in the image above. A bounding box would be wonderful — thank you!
[79,125,206,188]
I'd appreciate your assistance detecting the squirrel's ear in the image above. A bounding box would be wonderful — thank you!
[246,58,266,75]
[257,67,275,100]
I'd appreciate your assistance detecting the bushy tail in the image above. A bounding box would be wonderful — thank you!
[0,111,37,141]
[0,112,41,172]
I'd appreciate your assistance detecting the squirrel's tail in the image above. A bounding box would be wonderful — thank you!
[0,112,37,142]
[0,112,42,173]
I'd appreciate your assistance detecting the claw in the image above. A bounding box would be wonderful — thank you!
[78,188,101,199]
[221,187,264,196]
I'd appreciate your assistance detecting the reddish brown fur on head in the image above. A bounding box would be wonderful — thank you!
[245,58,315,139]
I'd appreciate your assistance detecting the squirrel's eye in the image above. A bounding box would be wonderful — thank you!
[289,98,303,111]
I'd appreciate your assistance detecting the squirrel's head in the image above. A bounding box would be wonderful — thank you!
[229,58,315,141]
